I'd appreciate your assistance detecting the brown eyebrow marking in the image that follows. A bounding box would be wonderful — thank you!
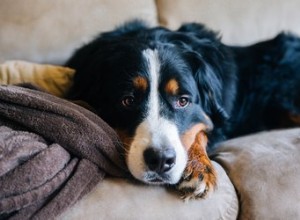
[165,79,179,95]
[133,76,148,91]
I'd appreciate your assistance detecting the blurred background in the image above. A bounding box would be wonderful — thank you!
[0,0,299,64]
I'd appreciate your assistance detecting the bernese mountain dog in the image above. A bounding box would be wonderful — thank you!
[66,21,300,200]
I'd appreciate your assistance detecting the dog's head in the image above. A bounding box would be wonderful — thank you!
[67,21,236,185]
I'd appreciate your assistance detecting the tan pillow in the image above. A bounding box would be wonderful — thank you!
[0,60,74,97]
[213,129,300,219]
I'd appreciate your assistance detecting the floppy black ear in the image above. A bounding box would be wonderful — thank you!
[65,20,149,100]
[178,23,237,126]
[66,20,148,70]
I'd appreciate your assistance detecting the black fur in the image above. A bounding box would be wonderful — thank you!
[66,21,300,148]
[227,33,300,138]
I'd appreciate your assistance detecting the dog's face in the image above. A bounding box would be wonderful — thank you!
[67,21,235,185]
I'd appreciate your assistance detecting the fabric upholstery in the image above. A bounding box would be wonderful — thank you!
[0,0,157,64]
[212,129,300,219]
[59,162,239,220]
[156,0,300,45]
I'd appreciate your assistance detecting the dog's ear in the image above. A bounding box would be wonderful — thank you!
[65,20,149,100]
[66,20,148,69]
[177,23,236,126]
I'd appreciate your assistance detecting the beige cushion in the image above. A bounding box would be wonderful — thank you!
[213,129,300,219]
[59,162,238,220]
[157,0,300,45]
[0,0,157,64]
[0,61,74,97]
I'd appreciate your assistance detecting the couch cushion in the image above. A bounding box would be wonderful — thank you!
[0,0,157,64]
[156,0,300,45]
[59,162,238,220]
[212,128,300,219]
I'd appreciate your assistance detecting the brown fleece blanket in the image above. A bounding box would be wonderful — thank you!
[0,85,129,219]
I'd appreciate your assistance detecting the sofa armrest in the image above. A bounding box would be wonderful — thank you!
[59,162,238,220]
[212,128,300,219]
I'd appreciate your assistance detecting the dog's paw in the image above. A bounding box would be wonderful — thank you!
[177,161,217,200]
[177,131,217,201]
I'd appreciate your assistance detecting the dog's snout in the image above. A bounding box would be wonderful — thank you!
[143,148,176,173]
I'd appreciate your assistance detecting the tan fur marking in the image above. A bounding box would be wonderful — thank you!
[115,128,133,157]
[186,132,216,189]
[133,76,148,91]
[180,131,217,199]
[277,112,300,127]
[179,123,217,199]
[165,79,179,95]
[181,123,209,150]
[289,113,300,125]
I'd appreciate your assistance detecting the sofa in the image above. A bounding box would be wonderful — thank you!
[1,0,300,219]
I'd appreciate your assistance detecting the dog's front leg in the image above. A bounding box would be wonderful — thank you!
[177,130,217,200]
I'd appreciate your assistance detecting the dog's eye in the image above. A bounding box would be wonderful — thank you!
[176,95,190,108]
[122,96,135,108]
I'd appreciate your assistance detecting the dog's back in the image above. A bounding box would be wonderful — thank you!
[227,33,300,138]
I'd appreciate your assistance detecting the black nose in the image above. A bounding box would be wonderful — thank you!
[143,148,176,173]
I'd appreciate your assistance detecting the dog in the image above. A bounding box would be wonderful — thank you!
[66,20,300,200]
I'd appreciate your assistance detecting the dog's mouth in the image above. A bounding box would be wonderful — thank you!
[143,172,172,184]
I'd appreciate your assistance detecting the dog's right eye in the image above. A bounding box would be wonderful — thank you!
[175,95,190,109]
[121,96,135,108]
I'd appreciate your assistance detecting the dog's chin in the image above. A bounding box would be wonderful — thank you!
[128,168,184,185]
[142,172,178,185]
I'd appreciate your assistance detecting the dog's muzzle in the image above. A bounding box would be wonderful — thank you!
[143,148,176,173]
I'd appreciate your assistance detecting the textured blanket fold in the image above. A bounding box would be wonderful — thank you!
[0,85,129,219]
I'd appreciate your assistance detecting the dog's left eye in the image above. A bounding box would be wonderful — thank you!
[122,95,135,108]
[176,95,190,108]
